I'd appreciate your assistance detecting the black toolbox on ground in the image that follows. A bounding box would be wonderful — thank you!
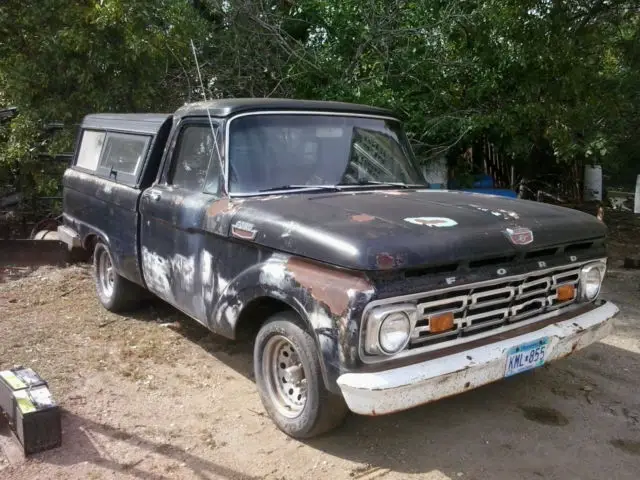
[0,367,61,455]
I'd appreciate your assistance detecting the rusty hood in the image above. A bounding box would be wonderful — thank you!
[227,189,606,271]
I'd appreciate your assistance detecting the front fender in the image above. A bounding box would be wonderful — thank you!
[209,253,375,393]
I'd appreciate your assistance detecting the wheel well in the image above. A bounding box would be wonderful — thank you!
[83,234,98,256]
[67,234,98,263]
[234,297,298,342]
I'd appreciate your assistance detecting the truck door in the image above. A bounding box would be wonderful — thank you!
[139,119,225,323]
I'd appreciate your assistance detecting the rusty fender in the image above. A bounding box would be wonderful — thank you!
[205,197,245,236]
[336,301,619,415]
[211,254,375,393]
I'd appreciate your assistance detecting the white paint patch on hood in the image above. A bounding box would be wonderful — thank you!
[469,203,520,220]
[495,208,520,220]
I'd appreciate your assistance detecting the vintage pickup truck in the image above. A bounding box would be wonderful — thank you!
[58,98,619,438]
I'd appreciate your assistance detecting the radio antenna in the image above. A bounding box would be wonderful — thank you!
[190,39,227,194]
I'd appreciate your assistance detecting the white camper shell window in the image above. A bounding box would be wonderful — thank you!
[98,133,148,177]
[74,129,151,186]
[75,130,105,171]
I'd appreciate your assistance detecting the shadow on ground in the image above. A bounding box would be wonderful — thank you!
[306,345,639,478]
[127,296,256,380]
[113,294,640,480]
[38,410,257,480]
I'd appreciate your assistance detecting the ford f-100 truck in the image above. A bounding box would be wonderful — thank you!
[57,98,619,438]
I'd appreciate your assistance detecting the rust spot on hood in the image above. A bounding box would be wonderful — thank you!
[206,198,245,216]
[207,198,230,217]
[351,213,375,223]
[286,258,372,316]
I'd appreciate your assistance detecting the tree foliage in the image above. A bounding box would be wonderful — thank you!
[0,0,638,198]
[0,0,208,195]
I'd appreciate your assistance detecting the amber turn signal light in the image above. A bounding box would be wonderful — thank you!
[556,284,575,302]
[429,312,455,333]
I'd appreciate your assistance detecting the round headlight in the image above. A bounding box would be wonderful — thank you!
[379,312,411,354]
[580,263,605,301]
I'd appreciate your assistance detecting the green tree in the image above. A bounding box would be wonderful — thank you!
[253,0,639,185]
[1,0,638,201]
[0,0,208,196]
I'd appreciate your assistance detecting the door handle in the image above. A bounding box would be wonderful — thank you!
[147,191,161,202]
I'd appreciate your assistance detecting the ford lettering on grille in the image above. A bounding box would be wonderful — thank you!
[410,264,580,347]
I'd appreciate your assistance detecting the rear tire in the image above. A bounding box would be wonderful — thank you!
[93,242,143,312]
[253,311,348,438]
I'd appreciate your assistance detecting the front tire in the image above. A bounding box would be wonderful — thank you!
[93,242,143,312]
[253,311,348,438]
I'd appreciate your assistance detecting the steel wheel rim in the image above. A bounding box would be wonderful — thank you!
[262,335,308,418]
[98,249,115,298]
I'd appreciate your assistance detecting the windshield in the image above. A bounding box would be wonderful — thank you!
[227,114,425,194]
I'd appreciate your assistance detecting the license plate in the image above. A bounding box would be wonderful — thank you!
[504,337,549,377]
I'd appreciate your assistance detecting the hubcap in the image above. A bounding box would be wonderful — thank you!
[98,249,115,298]
[262,335,308,418]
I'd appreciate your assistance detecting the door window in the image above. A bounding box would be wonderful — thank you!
[170,125,221,193]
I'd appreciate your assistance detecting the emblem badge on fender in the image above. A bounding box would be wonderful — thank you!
[231,220,257,241]
[505,227,533,245]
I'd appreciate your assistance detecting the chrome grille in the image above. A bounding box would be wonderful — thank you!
[410,264,581,346]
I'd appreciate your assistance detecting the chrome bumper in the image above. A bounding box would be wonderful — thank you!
[337,301,619,415]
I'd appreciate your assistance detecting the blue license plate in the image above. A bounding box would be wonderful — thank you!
[504,337,549,377]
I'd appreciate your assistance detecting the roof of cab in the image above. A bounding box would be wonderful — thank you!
[81,113,171,135]
[80,99,397,134]
[173,98,397,119]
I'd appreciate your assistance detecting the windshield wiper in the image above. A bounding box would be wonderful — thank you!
[340,180,424,189]
[258,184,343,193]
[257,181,424,194]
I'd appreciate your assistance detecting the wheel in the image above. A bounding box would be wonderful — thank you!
[93,242,143,312]
[253,311,348,438]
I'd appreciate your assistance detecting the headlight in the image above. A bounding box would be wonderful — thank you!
[363,304,416,356]
[580,261,606,301]
[379,312,411,354]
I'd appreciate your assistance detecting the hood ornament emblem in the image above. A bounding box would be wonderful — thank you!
[404,217,458,228]
[505,227,533,245]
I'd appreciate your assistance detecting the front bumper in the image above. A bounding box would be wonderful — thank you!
[337,301,619,415]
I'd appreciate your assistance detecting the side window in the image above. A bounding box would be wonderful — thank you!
[170,125,221,193]
[99,133,148,176]
[76,130,105,171]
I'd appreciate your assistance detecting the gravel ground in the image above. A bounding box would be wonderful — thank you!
[0,261,639,480]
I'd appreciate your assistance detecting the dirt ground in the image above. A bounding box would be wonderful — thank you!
[0,257,639,479]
